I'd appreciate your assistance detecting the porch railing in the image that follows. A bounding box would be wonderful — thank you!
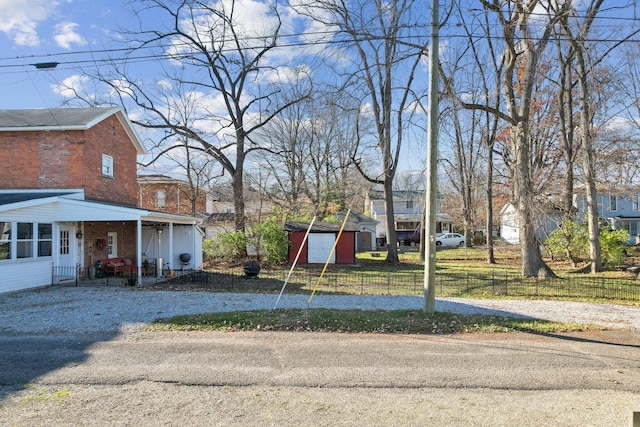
[51,265,190,287]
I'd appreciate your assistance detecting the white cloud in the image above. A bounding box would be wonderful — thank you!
[261,64,311,85]
[51,74,92,100]
[54,22,86,49]
[0,0,58,46]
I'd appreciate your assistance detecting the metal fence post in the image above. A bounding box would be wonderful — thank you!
[505,270,508,296]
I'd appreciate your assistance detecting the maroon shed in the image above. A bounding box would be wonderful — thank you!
[284,222,359,265]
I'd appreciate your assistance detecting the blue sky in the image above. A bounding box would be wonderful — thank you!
[0,0,124,108]
[0,0,430,177]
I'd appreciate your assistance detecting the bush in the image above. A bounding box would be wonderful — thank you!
[544,219,629,267]
[203,217,290,265]
[203,230,248,263]
[248,217,290,265]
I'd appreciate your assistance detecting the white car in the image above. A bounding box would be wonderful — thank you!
[435,233,465,247]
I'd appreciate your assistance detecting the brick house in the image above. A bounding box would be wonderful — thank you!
[0,107,202,293]
[137,174,213,216]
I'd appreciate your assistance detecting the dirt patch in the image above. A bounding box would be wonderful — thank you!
[140,271,303,293]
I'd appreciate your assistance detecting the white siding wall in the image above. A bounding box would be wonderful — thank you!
[141,226,202,271]
[0,259,53,293]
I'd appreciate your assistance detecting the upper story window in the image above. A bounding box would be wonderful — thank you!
[406,200,414,210]
[634,194,640,212]
[102,154,114,177]
[609,195,617,211]
[157,190,166,209]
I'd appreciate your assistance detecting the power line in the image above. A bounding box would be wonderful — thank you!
[0,9,639,74]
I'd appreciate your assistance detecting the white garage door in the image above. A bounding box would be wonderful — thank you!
[308,233,336,264]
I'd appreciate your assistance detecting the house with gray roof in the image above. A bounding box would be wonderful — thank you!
[0,107,202,293]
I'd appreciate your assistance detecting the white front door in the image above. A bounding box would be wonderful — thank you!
[58,226,75,268]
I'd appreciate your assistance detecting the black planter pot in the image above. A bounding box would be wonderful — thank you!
[243,260,261,278]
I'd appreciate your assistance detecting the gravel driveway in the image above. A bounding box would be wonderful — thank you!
[1,285,638,336]
[2,286,640,426]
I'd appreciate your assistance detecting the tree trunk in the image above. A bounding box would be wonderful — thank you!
[486,143,496,264]
[233,135,246,233]
[512,123,555,277]
[576,42,602,273]
[383,178,399,263]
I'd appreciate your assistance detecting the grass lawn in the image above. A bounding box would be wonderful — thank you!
[149,308,601,335]
[151,245,627,335]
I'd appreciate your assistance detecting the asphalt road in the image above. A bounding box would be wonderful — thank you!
[2,329,640,426]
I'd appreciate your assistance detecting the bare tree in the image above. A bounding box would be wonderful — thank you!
[554,0,640,271]
[458,1,571,277]
[77,0,310,233]
[293,0,428,263]
[258,91,368,220]
[439,91,485,247]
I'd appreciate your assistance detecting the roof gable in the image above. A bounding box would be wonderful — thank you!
[0,107,146,154]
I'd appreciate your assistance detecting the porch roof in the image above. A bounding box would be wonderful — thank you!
[395,213,454,223]
[0,191,200,225]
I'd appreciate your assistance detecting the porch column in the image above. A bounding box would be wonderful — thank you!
[192,223,197,270]
[136,219,142,283]
[168,222,174,270]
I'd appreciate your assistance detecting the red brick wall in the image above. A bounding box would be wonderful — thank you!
[0,115,138,206]
[138,182,208,214]
[84,221,137,264]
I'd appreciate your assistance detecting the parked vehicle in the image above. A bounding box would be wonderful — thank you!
[397,230,420,246]
[435,233,465,247]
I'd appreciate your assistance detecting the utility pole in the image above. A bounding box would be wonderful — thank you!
[423,0,439,314]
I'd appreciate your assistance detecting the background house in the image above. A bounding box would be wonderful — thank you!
[202,185,274,239]
[0,107,202,293]
[499,202,562,244]
[336,210,378,251]
[500,186,640,246]
[574,185,640,244]
[364,189,454,247]
[138,174,214,216]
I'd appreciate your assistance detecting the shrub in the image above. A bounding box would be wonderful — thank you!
[544,219,629,267]
[248,217,290,265]
[203,218,290,265]
[203,230,248,263]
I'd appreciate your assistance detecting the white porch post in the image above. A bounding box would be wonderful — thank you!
[192,223,197,270]
[136,219,142,283]
[168,222,174,271]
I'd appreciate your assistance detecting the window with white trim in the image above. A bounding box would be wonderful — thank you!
[157,190,166,209]
[102,154,114,177]
[634,194,640,212]
[38,224,52,257]
[107,232,118,258]
[0,222,52,260]
[16,223,33,258]
[59,229,70,256]
[0,222,10,260]
[609,195,617,211]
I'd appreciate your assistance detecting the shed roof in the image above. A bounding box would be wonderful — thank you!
[284,221,360,233]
